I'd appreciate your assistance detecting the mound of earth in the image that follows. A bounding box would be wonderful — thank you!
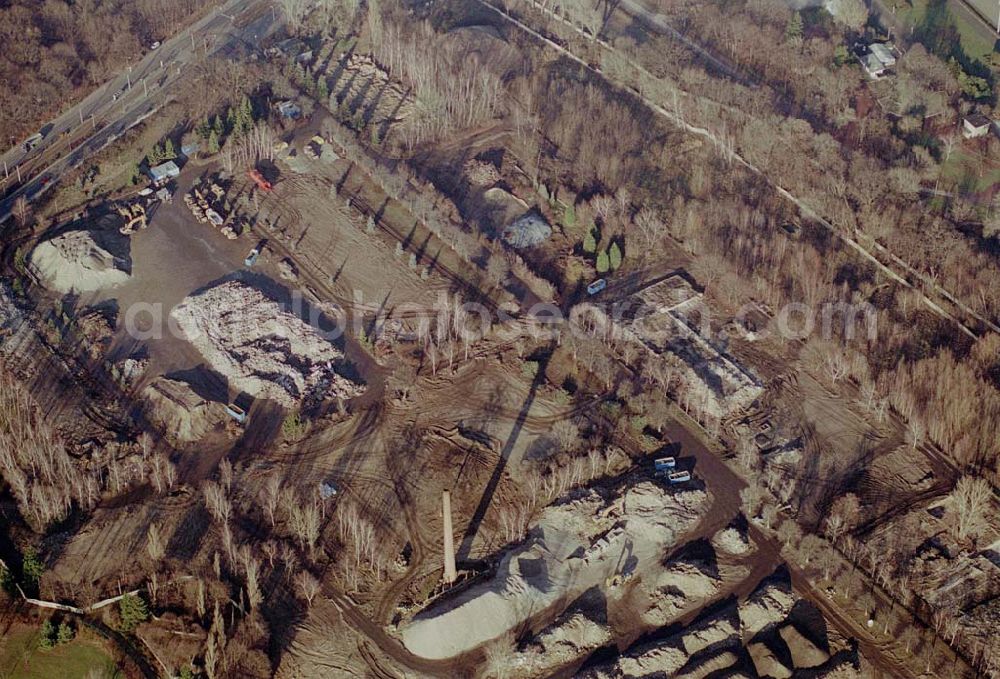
[170,281,363,407]
[712,524,753,556]
[75,305,117,359]
[31,226,131,293]
[502,211,552,248]
[520,611,612,671]
[642,559,722,627]
[616,643,689,677]
[401,484,708,660]
[780,624,830,669]
[749,641,792,678]
[739,579,797,639]
[142,377,223,443]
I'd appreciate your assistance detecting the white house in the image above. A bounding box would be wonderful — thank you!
[860,42,898,79]
[963,113,992,139]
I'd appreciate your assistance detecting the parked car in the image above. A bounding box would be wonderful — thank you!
[244,239,267,267]
[244,247,261,267]
[149,40,161,50]
[587,278,607,295]
[112,89,123,101]
[22,133,43,152]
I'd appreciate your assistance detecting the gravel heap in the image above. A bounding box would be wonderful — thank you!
[31,228,130,293]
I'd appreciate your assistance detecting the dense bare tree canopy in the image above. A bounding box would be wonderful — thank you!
[0,0,221,144]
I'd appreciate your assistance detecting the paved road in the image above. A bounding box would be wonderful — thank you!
[0,0,280,225]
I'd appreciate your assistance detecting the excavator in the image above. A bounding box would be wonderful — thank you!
[117,203,148,235]
[248,168,272,192]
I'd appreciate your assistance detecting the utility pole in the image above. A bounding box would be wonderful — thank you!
[142,79,148,98]
[191,32,196,50]
[15,165,21,183]
[127,67,132,90]
[79,108,83,124]
[3,161,7,179]
[91,114,96,131]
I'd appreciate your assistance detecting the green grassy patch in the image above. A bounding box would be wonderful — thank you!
[889,0,995,61]
[0,626,118,679]
[938,145,1000,194]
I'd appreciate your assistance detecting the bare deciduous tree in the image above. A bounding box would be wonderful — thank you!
[261,473,281,527]
[279,0,310,32]
[952,476,991,540]
[203,481,231,525]
[551,419,579,453]
[285,494,321,556]
[220,458,233,494]
[13,196,31,227]
[146,523,165,562]
[295,570,321,609]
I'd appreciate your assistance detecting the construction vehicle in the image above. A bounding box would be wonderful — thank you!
[248,168,272,192]
[116,203,148,235]
[209,182,225,201]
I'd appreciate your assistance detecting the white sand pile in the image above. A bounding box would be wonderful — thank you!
[171,281,363,407]
[142,377,221,443]
[31,229,130,293]
[401,484,708,660]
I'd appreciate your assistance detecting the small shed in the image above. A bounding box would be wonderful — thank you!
[276,100,302,120]
[963,113,991,139]
[148,160,180,184]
